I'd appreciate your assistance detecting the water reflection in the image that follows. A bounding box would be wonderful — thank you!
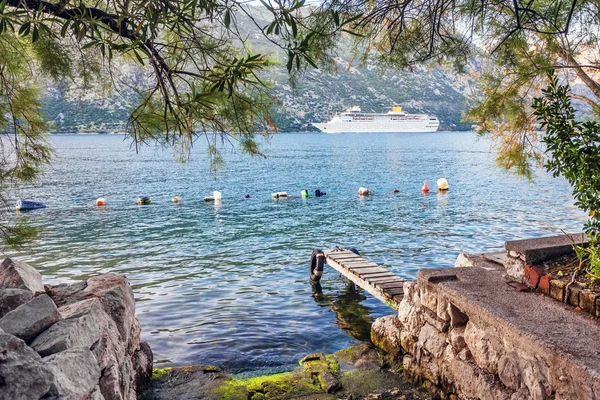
[311,281,374,342]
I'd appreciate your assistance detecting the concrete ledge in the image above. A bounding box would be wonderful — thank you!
[395,266,600,399]
[505,233,587,264]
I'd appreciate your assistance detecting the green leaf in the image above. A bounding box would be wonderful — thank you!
[224,10,231,29]
[332,10,340,26]
[286,52,294,72]
[18,22,30,37]
[60,20,70,37]
[31,25,39,43]
[0,0,7,14]
[290,17,297,37]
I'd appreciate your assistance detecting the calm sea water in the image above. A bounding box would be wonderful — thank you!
[4,132,586,373]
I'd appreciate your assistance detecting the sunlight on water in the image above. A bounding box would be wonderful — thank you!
[3,132,586,373]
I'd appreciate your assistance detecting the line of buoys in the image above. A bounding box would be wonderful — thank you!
[15,200,47,211]
[137,196,152,205]
[18,180,449,212]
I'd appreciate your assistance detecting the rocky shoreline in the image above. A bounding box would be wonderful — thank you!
[0,258,152,400]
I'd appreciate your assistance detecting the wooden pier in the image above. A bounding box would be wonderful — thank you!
[322,248,405,310]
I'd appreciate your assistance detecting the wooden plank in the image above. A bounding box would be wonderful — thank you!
[340,261,379,267]
[352,267,388,275]
[366,276,403,283]
[361,272,397,279]
[343,263,381,270]
[326,251,360,258]
[384,287,404,296]
[393,295,404,302]
[375,281,406,289]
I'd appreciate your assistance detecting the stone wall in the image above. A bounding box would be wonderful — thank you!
[371,266,600,400]
[0,258,153,400]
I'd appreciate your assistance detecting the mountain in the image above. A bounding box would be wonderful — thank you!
[41,7,476,133]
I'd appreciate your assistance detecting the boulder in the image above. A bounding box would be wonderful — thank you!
[370,315,403,357]
[0,258,45,294]
[0,288,33,318]
[44,281,87,307]
[0,294,61,344]
[66,274,136,344]
[43,346,101,399]
[30,300,104,357]
[0,331,53,400]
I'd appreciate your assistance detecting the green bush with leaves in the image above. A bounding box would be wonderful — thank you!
[533,74,600,280]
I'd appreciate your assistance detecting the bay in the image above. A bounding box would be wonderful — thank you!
[4,131,585,373]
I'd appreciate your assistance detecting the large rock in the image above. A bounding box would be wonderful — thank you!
[0,331,53,400]
[0,288,33,318]
[30,299,104,357]
[43,346,101,399]
[0,258,45,294]
[44,281,87,307]
[59,274,136,345]
[0,294,61,344]
[370,315,403,357]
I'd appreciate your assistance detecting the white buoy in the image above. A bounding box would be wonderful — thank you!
[437,178,449,191]
[213,191,222,200]
[358,187,372,196]
[171,196,182,203]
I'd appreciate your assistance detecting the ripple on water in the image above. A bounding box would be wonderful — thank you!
[6,132,586,373]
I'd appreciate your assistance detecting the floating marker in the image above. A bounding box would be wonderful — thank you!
[15,200,47,211]
[244,194,250,199]
[137,196,151,205]
[315,189,326,197]
[357,187,372,196]
[272,192,288,199]
[204,191,222,202]
[422,181,430,193]
[171,196,182,203]
[95,198,107,206]
[436,178,449,191]
[393,189,400,193]
[301,189,309,198]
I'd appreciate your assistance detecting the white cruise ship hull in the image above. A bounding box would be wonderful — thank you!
[312,120,439,133]
[312,106,440,133]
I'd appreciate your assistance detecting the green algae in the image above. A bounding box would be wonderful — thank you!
[215,371,322,400]
[151,367,172,381]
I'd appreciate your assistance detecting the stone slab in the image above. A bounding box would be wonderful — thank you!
[0,288,33,318]
[0,258,45,294]
[505,233,587,264]
[0,294,61,344]
[418,267,600,382]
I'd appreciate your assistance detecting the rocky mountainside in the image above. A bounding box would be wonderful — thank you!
[42,7,476,133]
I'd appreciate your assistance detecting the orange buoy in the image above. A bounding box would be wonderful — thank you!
[421,181,430,193]
[95,198,107,206]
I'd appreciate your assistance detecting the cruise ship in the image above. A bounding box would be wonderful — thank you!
[312,105,439,133]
